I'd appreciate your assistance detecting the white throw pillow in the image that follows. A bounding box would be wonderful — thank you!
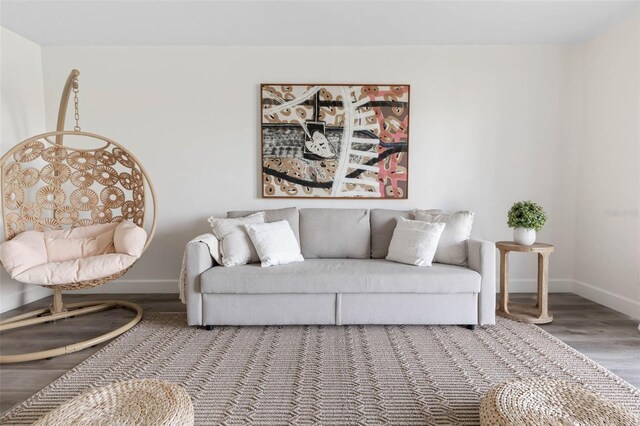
[208,212,265,267]
[386,218,446,267]
[414,210,474,266]
[244,220,304,267]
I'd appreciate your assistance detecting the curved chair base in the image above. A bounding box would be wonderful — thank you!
[0,300,143,364]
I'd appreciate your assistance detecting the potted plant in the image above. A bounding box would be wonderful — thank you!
[507,201,547,245]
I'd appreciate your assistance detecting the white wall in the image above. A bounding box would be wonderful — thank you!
[37,45,580,294]
[2,14,637,318]
[573,11,640,318]
[0,27,52,312]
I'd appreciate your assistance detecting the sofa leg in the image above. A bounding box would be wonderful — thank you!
[204,325,214,331]
[466,325,476,331]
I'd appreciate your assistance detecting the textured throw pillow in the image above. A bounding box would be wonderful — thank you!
[370,209,443,258]
[208,212,265,267]
[244,220,304,267]
[414,210,474,266]
[227,207,300,244]
[386,218,446,267]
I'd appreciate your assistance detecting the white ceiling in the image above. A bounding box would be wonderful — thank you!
[1,0,639,46]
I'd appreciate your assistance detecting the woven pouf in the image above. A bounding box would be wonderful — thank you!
[480,378,640,426]
[32,379,194,426]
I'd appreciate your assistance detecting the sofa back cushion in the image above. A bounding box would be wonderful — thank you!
[370,209,442,258]
[370,209,413,258]
[299,208,370,258]
[414,210,474,266]
[209,212,265,267]
[227,207,300,244]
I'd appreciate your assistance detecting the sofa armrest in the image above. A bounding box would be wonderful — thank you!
[185,242,215,326]
[467,239,496,325]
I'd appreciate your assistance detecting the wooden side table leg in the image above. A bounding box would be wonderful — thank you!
[499,249,510,315]
[537,252,552,322]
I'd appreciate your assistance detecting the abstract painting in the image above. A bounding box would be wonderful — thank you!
[261,84,409,198]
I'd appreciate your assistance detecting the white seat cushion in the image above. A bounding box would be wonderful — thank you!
[0,230,48,277]
[0,221,147,285]
[201,259,481,294]
[15,253,138,285]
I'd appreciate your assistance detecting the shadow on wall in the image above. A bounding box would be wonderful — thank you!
[1,95,40,147]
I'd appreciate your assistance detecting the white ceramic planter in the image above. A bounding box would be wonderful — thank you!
[513,227,536,245]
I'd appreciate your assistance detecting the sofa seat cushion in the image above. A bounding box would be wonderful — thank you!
[200,259,481,294]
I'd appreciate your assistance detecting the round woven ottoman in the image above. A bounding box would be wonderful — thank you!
[480,378,640,426]
[33,379,194,426]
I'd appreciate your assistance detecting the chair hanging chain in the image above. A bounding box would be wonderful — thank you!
[72,76,81,131]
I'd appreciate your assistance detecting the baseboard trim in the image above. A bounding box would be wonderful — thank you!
[69,279,178,294]
[0,286,52,314]
[573,280,640,320]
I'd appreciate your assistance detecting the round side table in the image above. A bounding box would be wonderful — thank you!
[496,241,555,324]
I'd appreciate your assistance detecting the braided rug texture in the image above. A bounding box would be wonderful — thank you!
[2,313,639,425]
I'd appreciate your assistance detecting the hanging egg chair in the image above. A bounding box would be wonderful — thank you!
[0,69,157,363]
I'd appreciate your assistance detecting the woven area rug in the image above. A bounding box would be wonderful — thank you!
[2,313,639,425]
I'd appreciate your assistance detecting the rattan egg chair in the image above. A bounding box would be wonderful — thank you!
[0,69,157,364]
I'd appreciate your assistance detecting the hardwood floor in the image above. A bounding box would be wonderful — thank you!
[0,293,638,416]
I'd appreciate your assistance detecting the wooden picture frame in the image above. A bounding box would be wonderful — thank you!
[260,84,410,199]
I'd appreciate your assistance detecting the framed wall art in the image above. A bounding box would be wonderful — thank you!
[261,84,410,198]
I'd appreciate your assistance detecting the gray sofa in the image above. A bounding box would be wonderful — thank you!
[184,208,496,328]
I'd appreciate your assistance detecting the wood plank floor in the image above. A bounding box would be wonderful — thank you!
[1,293,638,415]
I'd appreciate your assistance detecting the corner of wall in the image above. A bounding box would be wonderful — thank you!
[0,26,52,313]
[571,8,640,320]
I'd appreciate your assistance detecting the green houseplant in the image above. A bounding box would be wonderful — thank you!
[507,201,547,245]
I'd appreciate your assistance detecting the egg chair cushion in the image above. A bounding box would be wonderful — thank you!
[0,230,48,279]
[0,221,147,285]
[15,253,139,285]
[45,222,118,263]
[114,220,147,257]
